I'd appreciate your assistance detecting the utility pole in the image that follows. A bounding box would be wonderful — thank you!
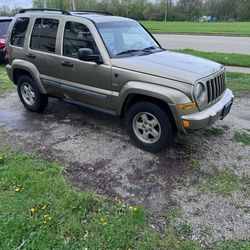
[42,0,47,8]
[70,0,76,10]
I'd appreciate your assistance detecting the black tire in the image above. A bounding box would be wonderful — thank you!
[17,75,48,112]
[125,101,176,153]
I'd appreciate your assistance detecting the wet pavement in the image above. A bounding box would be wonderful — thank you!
[0,93,190,215]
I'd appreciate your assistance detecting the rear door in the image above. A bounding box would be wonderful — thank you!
[26,16,61,81]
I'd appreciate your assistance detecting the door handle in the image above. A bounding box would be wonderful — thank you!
[61,61,74,67]
[26,53,36,59]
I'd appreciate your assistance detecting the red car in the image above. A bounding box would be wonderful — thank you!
[0,17,12,63]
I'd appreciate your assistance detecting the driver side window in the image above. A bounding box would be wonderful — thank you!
[63,21,99,58]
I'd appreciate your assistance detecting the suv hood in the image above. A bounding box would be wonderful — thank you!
[111,50,223,84]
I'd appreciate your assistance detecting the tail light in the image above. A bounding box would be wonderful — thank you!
[0,35,6,48]
[3,47,9,64]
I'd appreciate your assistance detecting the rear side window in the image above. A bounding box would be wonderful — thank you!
[10,18,29,47]
[30,18,59,53]
[0,20,11,36]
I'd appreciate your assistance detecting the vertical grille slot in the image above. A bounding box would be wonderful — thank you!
[217,76,221,96]
[206,80,211,103]
[214,77,218,98]
[211,79,215,100]
[206,72,226,104]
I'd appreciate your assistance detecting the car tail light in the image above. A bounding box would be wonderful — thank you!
[3,47,9,64]
[0,35,6,48]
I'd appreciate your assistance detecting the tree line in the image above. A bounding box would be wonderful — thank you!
[1,0,250,21]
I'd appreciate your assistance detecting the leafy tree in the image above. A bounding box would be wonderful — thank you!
[31,0,250,21]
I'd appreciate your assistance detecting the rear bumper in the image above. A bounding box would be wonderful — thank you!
[181,89,234,131]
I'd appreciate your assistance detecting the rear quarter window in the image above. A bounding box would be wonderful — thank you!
[10,18,30,47]
[30,18,59,53]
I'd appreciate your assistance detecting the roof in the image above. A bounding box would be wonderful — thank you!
[18,9,133,23]
[73,14,132,23]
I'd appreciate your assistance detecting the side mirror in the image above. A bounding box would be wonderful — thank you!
[78,48,102,64]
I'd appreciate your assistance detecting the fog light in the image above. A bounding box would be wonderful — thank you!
[182,120,190,128]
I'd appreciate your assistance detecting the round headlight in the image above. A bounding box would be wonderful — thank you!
[194,82,205,102]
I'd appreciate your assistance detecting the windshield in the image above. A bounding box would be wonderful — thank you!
[96,21,161,58]
[0,20,11,36]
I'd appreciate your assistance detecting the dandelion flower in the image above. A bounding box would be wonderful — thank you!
[41,204,47,210]
[0,155,4,163]
[100,218,108,225]
[128,206,133,210]
[15,187,20,192]
[30,208,35,213]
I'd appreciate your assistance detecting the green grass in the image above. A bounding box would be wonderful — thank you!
[227,73,250,95]
[204,126,229,137]
[175,50,250,68]
[165,206,183,223]
[140,21,250,36]
[234,132,250,146]
[199,169,240,196]
[0,65,15,93]
[0,148,203,249]
[179,224,193,235]
[212,240,250,250]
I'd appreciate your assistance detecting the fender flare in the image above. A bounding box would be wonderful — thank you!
[117,81,192,115]
[10,59,47,94]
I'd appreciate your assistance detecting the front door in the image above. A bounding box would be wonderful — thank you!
[58,21,112,109]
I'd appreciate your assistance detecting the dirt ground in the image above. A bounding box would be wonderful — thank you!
[0,92,249,246]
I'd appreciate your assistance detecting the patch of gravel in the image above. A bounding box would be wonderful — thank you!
[166,95,250,244]
[171,188,250,245]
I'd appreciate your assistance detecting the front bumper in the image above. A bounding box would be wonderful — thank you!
[181,89,234,131]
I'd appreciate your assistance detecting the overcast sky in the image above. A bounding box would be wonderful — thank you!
[0,0,33,9]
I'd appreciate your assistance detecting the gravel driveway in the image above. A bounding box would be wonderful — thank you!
[0,92,249,246]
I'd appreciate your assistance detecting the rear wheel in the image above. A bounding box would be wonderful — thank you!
[17,75,48,112]
[125,101,176,152]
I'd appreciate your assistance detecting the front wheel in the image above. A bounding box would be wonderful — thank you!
[17,75,48,112]
[125,101,176,152]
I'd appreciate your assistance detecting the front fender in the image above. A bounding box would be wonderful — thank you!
[8,59,47,94]
[116,81,192,115]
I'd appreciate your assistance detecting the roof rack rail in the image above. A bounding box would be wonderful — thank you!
[70,10,113,16]
[19,8,71,15]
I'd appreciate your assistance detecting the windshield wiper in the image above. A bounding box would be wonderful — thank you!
[142,46,163,52]
[116,49,141,56]
[116,46,163,56]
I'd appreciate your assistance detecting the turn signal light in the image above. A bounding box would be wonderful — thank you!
[176,102,197,110]
[182,120,190,128]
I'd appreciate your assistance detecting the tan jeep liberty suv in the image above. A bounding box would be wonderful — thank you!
[5,8,234,152]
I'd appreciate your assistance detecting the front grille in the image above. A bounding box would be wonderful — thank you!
[206,72,226,103]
